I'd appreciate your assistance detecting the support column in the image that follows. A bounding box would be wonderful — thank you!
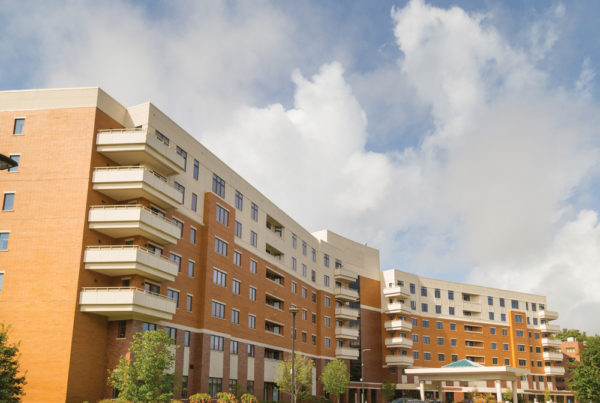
[439,382,446,403]
[510,381,518,403]
[495,380,502,403]
[419,381,425,401]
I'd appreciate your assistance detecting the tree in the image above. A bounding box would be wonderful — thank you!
[381,378,396,402]
[568,335,600,403]
[108,329,178,403]
[0,324,26,403]
[555,328,590,342]
[275,353,314,401]
[320,359,350,400]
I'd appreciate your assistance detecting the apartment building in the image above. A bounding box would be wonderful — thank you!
[0,88,566,403]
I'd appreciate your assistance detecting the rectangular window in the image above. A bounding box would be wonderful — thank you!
[436,321,443,330]
[250,259,257,274]
[302,309,307,320]
[167,289,179,307]
[323,254,330,267]
[312,313,316,323]
[291,257,297,271]
[170,253,182,272]
[186,294,193,311]
[249,286,256,301]
[413,351,419,359]
[248,344,255,357]
[117,320,126,338]
[142,322,157,333]
[324,317,330,327]
[292,233,297,248]
[502,328,508,336]
[248,314,256,329]
[251,202,258,221]
[422,320,429,328]
[503,343,509,351]
[292,282,297,294]
[435,288,441,298]
[193,159,199,180]
[511,299,519,309]
[516,329,524,337]
[176,146,187,171]
[423,336,430,344]
[233,251,242,266]
[490,327,496,335]
[311,270,316,282]
[424,352,431,361]
[435,305,442,314]
[451,338,457,346]
[410,301,416,310]
[230,340,239,355]
[448,290,454,300]
[190,227,196,244]
[532,302,537,311]
[324,296,330,307]
[312,292,317,303]
[235,191,243,210]
[212,174,225,198]
[438,353,445,362]
[489,312,495,320]
[501,313,507,322]
[518,359,526,367]
[234,221,242,238]
[216,205,229,226]
[8,155,19,172]
[410,283,415,294]
[500,298,505,307]
[312,335,317,345]
[155,130,169,145]
[312,248,316,262]
[324,337,331,348]
[191,193,198,211]
[3,193,15,211]
[437,337,444,346]
[213,268,227,287]
[450,323,456,330]
[211,301,225,319]
[13,118,24,134]
[515,314,523,323]
[188,260,195,277]
[449,307,455,315]
[232,279,240,295]
[302,264,307,277]
[517,344,525,352]
[215,237,228,256]
[488,296,493,305]
[324,275,330,286]
[210,335,224,351]
[491,342,497,350]
[165,326,177,342]
[231,309,239,324]
[184,330,191,347]
[421,303,428,312]
[412,334,418,342]
[302,241,307,255]
[172,217,184,237]
[421,286,427,296]
[250,231,257,247]
[174,182,185,203]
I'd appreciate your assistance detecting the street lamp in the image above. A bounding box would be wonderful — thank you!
[0,153,18,171]
[361,348,371,403]
[289,305,299,403]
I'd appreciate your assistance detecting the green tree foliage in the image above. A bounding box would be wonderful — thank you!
[0,324,26,403]
[108,329,178,403]
[568,335,600,403]
[381,378,396,402]
[502,388,513,402]
[275,353,314,401]
[320,359,350,399]
[555,328,590,342]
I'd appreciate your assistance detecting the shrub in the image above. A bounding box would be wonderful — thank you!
[241,393,258,403]
[190,393,213,403]
[217,392,237,403]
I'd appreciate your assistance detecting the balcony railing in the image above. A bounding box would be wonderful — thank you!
[335,347,360,360]
[96,128,185,175]
[384,320,412,332]
[543,351,564,361]
[88,204,181,245]
[385,302,410,314]
[462,301,481,312]
[334,286,359,302]
[382,286,410,299]
[539,310,559,321]
[335,327,360,340]
[540,323,561,333]
[79,287,176,321]
[334,268,358,283]
[544,366,565,376]
[385,355,414,367]
[92,166,182,209]
[84,245,178,282]
[385,337,413,349]
[335,306,360,320]
[541,338,562,348]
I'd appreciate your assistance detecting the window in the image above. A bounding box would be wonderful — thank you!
[215,237,228,256]
[168,289,179,307]
[3,193,15,211]
[451,338,457,346]
[212,174,225,198]
[172,217,184,237]
[451,354,458,362]
[235,221,242,238]
[435,305,442,314]
[210,335,224,351]
[213,269,226,287]
[249,287,256,301]
[324,317,330,327]
[190,227,196,244]
[250,259,257,274]
[155,130,169,145]
[312,334,317,345]
[500,298,505,307]
[437,337,444,346]
[248,344,255,357]
[186,294,193,311]
[421,286,427,296]
[229,340,239,355]
[235,191,243,210]
[311,270,316,282]
[438,353,445,362]
[13,118,24,134]
[142,322,157,333]
[302,332,307,343]
[231,309,239,324]
[292,233,297,248]
[503,343,509,351]
[449,307,455,315]
[292,282,297,294]
[187,260,195,277]
[302,264,307,277]
[412,334,418,342]
[501,313,507,322]
[410,283,415,294]
[515,314,523,323]
[516,330,524,337]
[424,352,431,361]
[533,318,538,325]
[216,205,229,226]
[491,342,497,350]
[312,292,317,303]
[413,351,419,359]
[488,296,493,305]
[250,231,257,247]
[324,337,331,348]
[410,301,416,310]
[170,253,182,272]
[232,279,240,295]
[490,327,496,335]
[212,301,225,319]
[144,282,160,294]
[489,312,495,320]
[511,299,519,309]
[436,321,443,330]
[435,288,441,298]
[532,302,537,311]
[184,331,191,347]
[302,241,307,256]
[504,358,510,365]
[423,336,430,345]
[517,344,525,352]
[233,251,241,266]
[291,257,297,271]
[324,296,330,307]
[302,309,307,320]
[448,290,454,300]
[191,193,198,211]
[302,287,307,298]
[450,323,456,331]
[492,357,498,365]
[312,313,316,324]
[324,275,330,287]
[311,248,316,262]
[248,314,256,329]
[176,146,187,170]
[518,359,526,367]
[165,327,177,342]
[174,182,185,203]
[324,254,330,267]
[251,202,258,221]
[502,328,508,336]
[421,303,428,312]
[8,155,19,172]
[117,320,126,338]
[193,159,199,180]
[412,318,417,326]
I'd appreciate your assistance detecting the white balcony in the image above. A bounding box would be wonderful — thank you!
[541,338,562,348]
[335,347,360,360]
[334,267,358,283]
[385,302,410,315]
[384,320,412,332]
[79,287,176,321]
[92,166,182,209]
[463,301,481,312]
[385,337,413,349]
[83,245,178,282]
[385,355,414,367]
[335,306,360,320]
[335,286,359,302]
[335,327,360,340]
[88,205,180,245]
[543,351,564,361]
[96,129,185,175]
[544,366,565,376]
[382,286,410,299]
[540,323,561,333]
[539,310,559,321]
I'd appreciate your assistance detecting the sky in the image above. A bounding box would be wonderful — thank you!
[1,0,600,334]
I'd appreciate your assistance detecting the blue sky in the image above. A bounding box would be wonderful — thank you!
[1,0,600,333]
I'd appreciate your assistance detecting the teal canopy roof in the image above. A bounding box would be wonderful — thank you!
[443,359,484,368]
